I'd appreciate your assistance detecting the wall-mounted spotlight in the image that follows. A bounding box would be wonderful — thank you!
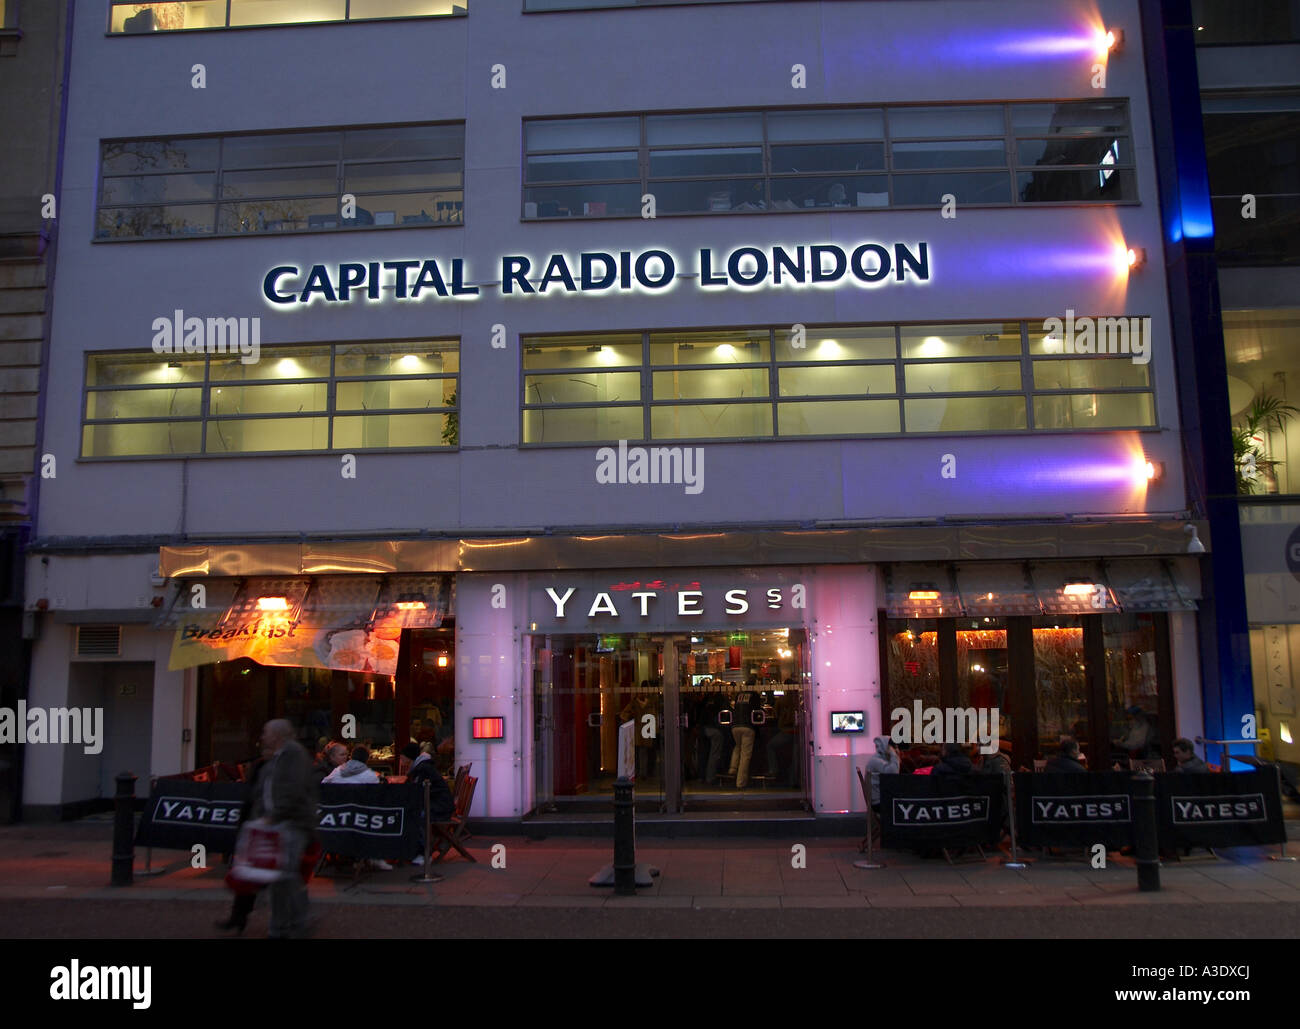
[1127,246,1147,270]
[1145,459,1164,482]
[1095,27,1124,57]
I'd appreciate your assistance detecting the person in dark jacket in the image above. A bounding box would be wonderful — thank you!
[215,744,271,935]
[403,741,453,872]
[1045,736,1088,773]
[1172,737,1211,773]
[930,741,974,777]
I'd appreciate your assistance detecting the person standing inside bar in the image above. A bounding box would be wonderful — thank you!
[729,680,760,788]
[251,719,317,939]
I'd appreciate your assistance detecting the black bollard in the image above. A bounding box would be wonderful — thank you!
[1132,769,1160,892]
[613,777,636,896]
[111,772,137,887]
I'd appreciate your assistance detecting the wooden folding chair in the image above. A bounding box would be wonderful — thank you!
[431,775,477,864]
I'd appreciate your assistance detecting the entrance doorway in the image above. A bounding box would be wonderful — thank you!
[531,628,809,814]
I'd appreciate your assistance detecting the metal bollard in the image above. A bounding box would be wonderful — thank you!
[111,772,137,887]
[613,777,636,896]
[1132,770,1160,892]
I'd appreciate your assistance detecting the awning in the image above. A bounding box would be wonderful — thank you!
[162,574,452,674]
[885,560,1198,618]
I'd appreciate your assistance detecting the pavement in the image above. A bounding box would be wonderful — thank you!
[1,815,1298,930]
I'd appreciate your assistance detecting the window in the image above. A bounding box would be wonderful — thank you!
[521,321,1156,444]
[81,340,458,457]
[96,124,463,239]
[1191,0,1300,44]
[525,0,778,8]
[522,101,1135,219]
[1204,100,1300,266]
[108,1,466,34]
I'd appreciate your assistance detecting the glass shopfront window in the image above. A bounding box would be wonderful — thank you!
[531,628,808,814]
[109,1,465,34]
[1032,618,1088,761]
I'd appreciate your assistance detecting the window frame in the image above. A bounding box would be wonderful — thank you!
[106,1,468,35]
[79,338,460,459]
[94,122,465,242]
[522,101,1138,221]
[519,320,1159,447]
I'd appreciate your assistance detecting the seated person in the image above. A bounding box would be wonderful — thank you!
[402,741,455,866]
[322,745,381,784]
[980,739,1013,779]
[1172,737,1211,773]
[1045,736,1088,773]
[314,741,348,780]
[930,741,974,777]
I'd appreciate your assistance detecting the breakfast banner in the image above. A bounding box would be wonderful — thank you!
[168,613,403,674]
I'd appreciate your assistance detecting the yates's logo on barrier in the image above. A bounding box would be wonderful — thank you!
[317,803,405,836]
[263,240,931,306]
[1032,795,1132,823]
[154,796,244,825]
[891,796,990,825]
[1170,794,1267,824]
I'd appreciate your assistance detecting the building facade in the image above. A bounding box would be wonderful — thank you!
[20,0,1235,824]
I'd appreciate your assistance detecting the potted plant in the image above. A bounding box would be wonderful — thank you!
[1234,392,1298,494]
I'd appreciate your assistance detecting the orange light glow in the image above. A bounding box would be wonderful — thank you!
[256,596,289,611]
[437,653,449,668]
[909,590,940,601]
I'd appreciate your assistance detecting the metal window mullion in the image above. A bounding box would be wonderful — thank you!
[327,345,336,450]
[1021,320,1035,429]
[642,331,651,440]
[201,352,212,453]
[894,325,905,430]
[768,327,778,436]
[225,0,232,29]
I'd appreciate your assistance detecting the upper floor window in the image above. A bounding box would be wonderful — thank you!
[521,321,1156,445]
[1191,0,1300,44]
[82,339,459,457]
[96,123,464,240]
[525,0,776,9]
[522,101,1135,219]
[109,1,466,34]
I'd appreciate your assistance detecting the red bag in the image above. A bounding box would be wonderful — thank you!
[230,818,287,884]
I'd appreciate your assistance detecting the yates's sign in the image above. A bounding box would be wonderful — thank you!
[263,240,931,306]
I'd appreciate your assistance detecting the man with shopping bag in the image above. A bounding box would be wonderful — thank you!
[245,719,318,939]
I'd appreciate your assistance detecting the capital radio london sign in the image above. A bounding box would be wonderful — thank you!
[262,239,931,305]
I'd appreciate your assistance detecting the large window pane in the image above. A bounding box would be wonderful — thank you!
[771,175,888,210]
[336,377,452,411]
[892,139,1006,170]
[771,142,885,173]
[778,365,894,397]
[209,383,328,416]
[221,166,338,198]
[228,0,347,26]
[206,417,330,452]
[648,178,765,213]
[1223,309,1300,493]
[526,152,639,183]
[905,361,1022,394]
[905,396,1027,432]
[344,125,463,161]
[523,406,643,444]
[1033,620,1088,761]
[888,106,1006,138]
[109,2,225,33]
[778,399,899,435]
[767,109,884,141]
[1032,358,1149,390]
[336,342,457,377]
[526,118,640,151]
[217,196,339,233]
[1017,168,1134,202]
[526,372,641,405]
[349,0,464,16]
[96,205,215,238]
[211,347,331,380]
[1033,393,1154,429]
[1104,613,1165,765]
[650,330,768,365]
[523,336,642,370]
[777,326,895,362]
[222,132,340,168]
[1011,101,1128,135]
[86,387,203,420]
[651,403,772,439]
[646,113,762,145]
[651,368,769,401]
[102,138,219,175]
[345,159,462,193]
[649,147,762,177]
[88,354,206,387]
[886,620,942,712]
[901,324,1020,359]
[524,184,642,217]
[333,413,445,448]
[892,171,1012,205]
[1017,136,1126,168]
[102,173,215,204]
[82,422,202,456]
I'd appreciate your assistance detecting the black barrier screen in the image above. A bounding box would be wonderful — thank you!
[879,774,1004,849]
[1014,772,1136,850]
[1156,770,1287,849]
[135,780,426,861]
[135,779,245,852]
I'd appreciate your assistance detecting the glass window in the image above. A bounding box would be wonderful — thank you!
[649,330,768,365]
[524,101,1133,219]
[1032,619,1088,761]
[1103,614,1165,765]
[905,396,1027,432]
[83,341,458,457]
[1205,109,1300,266]
[228,1,348,26]
[523,406,643,444]
[777,399,899,435]
[527,371,642,405]
[777,326,895,362]
[886,620,942,713]
[109,2,226,33]
[1222,308,1300,494]
[650,403,772,439]
[98,125,463,240]
[652,368,769,401]
[901,324,1020,359]
[523,335,642,369]
[1032,358,1150,391]
[778,365,895,397]
[1033,393,1154,429]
